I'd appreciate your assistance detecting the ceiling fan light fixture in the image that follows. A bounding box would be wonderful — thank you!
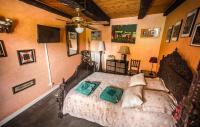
[75,24,84,33]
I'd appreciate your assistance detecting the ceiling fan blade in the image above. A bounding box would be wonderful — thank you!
[86,21,109,25]
[82,24,97,30]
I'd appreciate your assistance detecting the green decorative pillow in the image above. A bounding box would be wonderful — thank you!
[100,86,123,104]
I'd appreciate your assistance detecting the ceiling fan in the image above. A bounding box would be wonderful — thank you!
[57,8,109,33]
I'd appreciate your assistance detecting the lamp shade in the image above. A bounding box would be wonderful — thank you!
[149,57,158,63]
[75,24,84,33]
[98,41,105,51]
[118,46,130,54]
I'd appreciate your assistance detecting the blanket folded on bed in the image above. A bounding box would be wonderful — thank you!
[75,81,100,96]
[100,86,123,104]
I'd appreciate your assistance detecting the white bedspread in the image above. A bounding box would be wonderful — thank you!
[63,72,176,127]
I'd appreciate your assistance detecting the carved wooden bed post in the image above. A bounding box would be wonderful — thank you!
[56,50,96,118]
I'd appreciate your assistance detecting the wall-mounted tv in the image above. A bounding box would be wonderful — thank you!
[37,25,60,43]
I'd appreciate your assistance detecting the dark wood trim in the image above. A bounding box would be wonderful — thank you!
[164,0,186,16]
[138,0,152,19]
[59,0,110,24]
[19,0,72,19]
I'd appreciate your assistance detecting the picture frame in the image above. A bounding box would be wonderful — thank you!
[111,24,137,43]
[171,20,183,41]
[141,28,161,38]
[12,79,36,94]
[91,31,101,40]
[190,24,200,47]
[17,49,36,65]
[182,8,199,37]
[166,26,173,43]
[0,40,7,57]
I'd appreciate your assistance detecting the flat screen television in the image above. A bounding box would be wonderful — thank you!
[37,25,60,43]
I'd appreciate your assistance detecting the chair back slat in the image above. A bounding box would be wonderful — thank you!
[129,59,141,75]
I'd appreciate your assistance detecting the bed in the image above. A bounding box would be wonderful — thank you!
[57,49,199,127]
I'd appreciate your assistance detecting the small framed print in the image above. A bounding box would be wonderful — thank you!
[182,8,199,37]
[12,79,36,94]
[17,49,36,65]
[171,20,183,41]
[190,24,200,47]
[0,40,7,57]
[166,26,173,43]
[91,31,101,40]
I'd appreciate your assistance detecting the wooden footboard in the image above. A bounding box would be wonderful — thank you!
[56,62,96,118]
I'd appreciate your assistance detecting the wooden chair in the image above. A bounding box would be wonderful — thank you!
[129,59,141,75]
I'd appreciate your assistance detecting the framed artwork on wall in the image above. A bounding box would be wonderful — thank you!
[171,20,183,41]
[166,26,173,43]
[182,8,199,37]
[190,24,200,47]
[0,40,7,57]
[91,31,101,40]
[111,24,137,43]
[12,79,36,94]
[17,49,36,65]
[141,28,160,38]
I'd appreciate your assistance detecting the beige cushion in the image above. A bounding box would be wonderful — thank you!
[129,73,146,87]
[142,90,177,114]
[122,86,144,108]
[145,78,169,92]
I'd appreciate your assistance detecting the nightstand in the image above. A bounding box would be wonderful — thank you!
[141,70,157,78]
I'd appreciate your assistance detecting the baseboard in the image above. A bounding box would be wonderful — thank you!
[0,85,59,126]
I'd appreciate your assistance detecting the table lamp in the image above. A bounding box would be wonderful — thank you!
[98,41,105,72]
[149,57,158,75]
[118,46,130,61]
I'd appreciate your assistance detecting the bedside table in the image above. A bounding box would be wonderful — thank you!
[141,70,157,78]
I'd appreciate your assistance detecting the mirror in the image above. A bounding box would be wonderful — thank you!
[66,26,79,56]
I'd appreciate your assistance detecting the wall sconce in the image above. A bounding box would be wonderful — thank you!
[0,18,13,33]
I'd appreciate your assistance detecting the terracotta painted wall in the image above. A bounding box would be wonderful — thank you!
[0,0,85,121]
[159,0,200,72]
[87,14,166,71]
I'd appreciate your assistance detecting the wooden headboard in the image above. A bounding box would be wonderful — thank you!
[158,49,193,102]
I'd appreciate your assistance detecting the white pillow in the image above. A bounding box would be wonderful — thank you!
[129,73,146,87]
[145,78,169,92]
[142,90,177,114]
[122,86,144,108]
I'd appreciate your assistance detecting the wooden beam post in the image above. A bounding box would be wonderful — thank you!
[138,0,152,19]
[164,0,186,16]
[19,0,72,19]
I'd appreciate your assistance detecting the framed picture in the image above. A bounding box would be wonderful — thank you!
[190,24,200,47]
[171,20,183,41]
[141,28,160,38]
[91,31,101,40]
[111,24,137,43]
[17,49,36,65]
[0,40,7,57]
[166,26,173,43]
[182,8,199,37]
[12,79,36,94]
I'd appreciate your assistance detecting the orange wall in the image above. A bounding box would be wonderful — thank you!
[87,14,166,71]
[0,0,85,121]
[159,0,200,72]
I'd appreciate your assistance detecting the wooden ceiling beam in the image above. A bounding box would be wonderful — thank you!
[59,0,110,24]
[138,0,152,19]
[19,0,72,19]
[163,0,186,16]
